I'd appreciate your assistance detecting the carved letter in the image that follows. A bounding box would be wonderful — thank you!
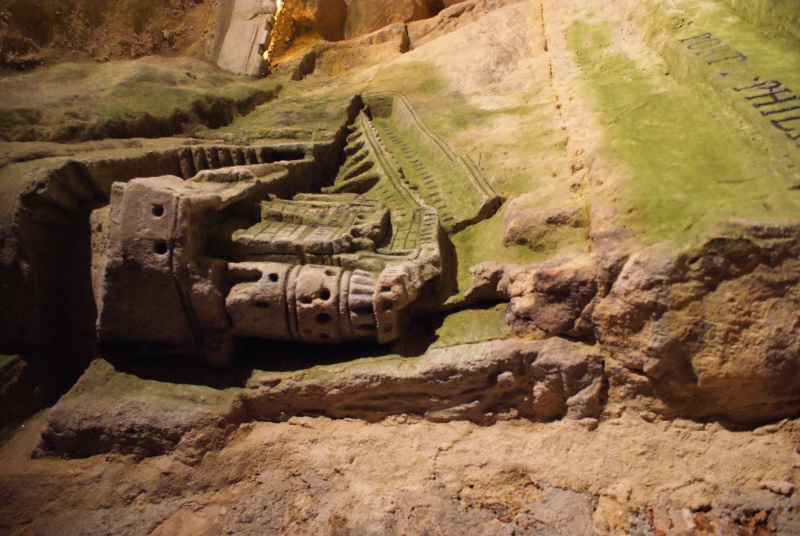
[706,51,747,65]
[771,115,800,132]
[761,105,800,117]
[734,80,782,93]
[688,39,721,50]
[748,90,797,108]
[680,33,712,43]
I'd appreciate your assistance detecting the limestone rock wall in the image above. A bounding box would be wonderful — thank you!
[500,224,800,425]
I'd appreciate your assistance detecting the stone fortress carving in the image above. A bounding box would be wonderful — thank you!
[97,93,502,364]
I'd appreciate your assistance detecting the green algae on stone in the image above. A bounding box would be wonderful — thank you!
[637,0,800,169]
[366,61,571,278]
[74,359,241,413]
[198,84,358,143]
[567,19,800,245]
[431,305,510,349]
[0,57,281,142]
[451,208,550,293]
[720,0,800,41]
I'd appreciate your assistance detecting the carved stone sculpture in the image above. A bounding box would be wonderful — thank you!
[97,93,501,364]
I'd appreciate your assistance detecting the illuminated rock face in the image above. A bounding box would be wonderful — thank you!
[215,0,277,76]
[96,94,501,364]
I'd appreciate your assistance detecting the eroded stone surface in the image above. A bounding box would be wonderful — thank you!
[35,338,604,459]
[594,224,800,424]
[6,412,800,535]
[1,0,800,532]
[214,0,276,76]
[34,359,247,463]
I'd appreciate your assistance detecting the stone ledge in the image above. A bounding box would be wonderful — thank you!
[35,337,605,459]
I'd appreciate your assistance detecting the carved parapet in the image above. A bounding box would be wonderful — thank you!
[231,193,391,262]
[95,92,499,364]
[98,175,236,364]
[225,262,415,344]
[97,169,433,363]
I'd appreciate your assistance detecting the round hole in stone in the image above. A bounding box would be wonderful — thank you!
[254,301,270,309]
[324,269,336,277]
[152,204,165,217]
[316,313,332,325]
[381,285,392,292]
[268,273,279,283]
[299,296,313,305]
[154,241,168,255]
[319,288,331,301]
[382,325,393,333]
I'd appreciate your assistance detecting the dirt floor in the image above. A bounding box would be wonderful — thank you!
[2,410,799,535]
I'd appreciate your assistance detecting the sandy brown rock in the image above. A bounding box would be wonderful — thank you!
[506,257,599,338]
[503,251,626,340]
[343,0,434,40]
[36,338,605,459]
[35,359,247,462]
[289,0,347,41]
[3,412,799,535]
[0,0,214,69]
[462,260,516,301]
[245,338,605,424]
[594,225,800,424]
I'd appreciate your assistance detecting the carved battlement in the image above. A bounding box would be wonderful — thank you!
[96,93,501,364]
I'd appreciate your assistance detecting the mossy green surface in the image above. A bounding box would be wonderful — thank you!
[640,0,800,165]
[367,61,565,186]
[367,61,565,275]
[677,0,800,87]
[568,18,800,245]
[720,0,800,41]
[451,208,550,292]
[98,64,274,119]
[0,57,278,141]
[73,359,240,412]
[431,305,510,349]
[197,81,358,143]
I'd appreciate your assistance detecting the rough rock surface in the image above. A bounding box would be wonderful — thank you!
[0,0,214,69]
[244,338,605,424]
[1,0,800,533]
[2,412,799,534]
[594,225,800,424]
[36,338,605,459]
[34,359,247,462]
[501,224,800,424]
[0,356,54,433]
[342,0,438,40]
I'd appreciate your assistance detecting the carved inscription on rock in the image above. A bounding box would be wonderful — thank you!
[680,32,747,66]
[734,80,800,145]
[679,31,800,149]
